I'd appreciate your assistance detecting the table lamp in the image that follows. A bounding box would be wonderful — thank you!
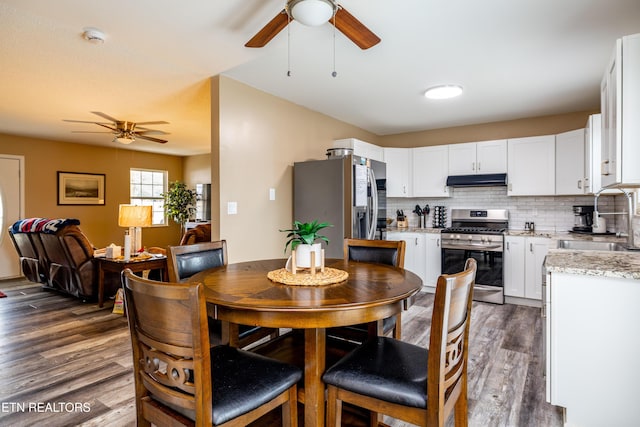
[118,204,152,253]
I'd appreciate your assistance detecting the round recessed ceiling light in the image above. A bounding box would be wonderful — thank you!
[424,84,463,100]
[82,27,105,44]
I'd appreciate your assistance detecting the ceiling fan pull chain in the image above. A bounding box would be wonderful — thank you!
[331,13,337,77]
[287,14,292,77]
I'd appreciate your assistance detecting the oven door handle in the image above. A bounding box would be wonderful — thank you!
[441,243,502,251]
[474,284,502,292]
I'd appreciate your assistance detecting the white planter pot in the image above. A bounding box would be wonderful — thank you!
[295,243,322,268]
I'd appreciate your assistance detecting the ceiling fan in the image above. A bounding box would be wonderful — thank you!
[63,111,169,144]
[245,0,380,50]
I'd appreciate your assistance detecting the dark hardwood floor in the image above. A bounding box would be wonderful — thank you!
[0,278,562,426]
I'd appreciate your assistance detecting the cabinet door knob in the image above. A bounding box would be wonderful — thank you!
[472,162,475,171]
[478,162,481,171]
[577,180,582,189]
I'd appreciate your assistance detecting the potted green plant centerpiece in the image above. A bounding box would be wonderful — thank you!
[281,220,332,268]
[162,181,197,239]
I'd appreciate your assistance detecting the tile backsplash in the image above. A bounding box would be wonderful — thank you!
[387,186,624,233]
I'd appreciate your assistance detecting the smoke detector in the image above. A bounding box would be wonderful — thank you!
[82,27,105,44]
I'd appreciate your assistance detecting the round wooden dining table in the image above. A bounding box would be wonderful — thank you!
[191,258,422,427]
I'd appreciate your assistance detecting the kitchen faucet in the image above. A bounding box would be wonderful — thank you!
[593,187,636,249]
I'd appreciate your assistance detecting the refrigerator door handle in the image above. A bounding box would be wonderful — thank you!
[368,167,378,240]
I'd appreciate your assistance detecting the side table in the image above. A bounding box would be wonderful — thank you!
[95,255,167,307]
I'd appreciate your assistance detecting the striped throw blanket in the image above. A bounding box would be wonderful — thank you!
[11,218,80,234]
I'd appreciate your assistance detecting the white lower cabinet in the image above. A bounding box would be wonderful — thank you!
[386,232,425,284]
[386,231,441,290]
[424,233,441,288]
[547,272,640,426]
[504,235,551,300]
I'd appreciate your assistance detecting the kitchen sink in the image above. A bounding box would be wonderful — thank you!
[557,240,627,251]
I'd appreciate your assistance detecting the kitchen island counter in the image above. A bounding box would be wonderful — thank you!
[544,248,640,280]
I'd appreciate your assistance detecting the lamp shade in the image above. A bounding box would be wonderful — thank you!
[118,205,152,227]
[289,0,335,26]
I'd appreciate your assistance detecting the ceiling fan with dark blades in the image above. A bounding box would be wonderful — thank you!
[63,111,170,144]
[245,0,380,50]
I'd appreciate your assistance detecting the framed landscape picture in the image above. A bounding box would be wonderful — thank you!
[57,172,105,205]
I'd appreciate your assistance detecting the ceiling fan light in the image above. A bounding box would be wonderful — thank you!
[424,85,464,100]
[114,135,135,144]
[289,0,335,26]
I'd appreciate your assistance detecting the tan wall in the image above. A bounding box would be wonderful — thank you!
[0,133,184,248]
[216,75,377,263]
[379,110,598,147]
[183,154,211,188]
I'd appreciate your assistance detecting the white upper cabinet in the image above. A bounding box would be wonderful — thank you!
[412,145,450,197]
[448,142,477,175]
[449,140,507,175]
[600,33,640,187]
[584,114,608,195]
[507,135,555,196]
[383,147,411,197]
[555,128,585,195]
[333,138,384,162]
[476,140,508,174]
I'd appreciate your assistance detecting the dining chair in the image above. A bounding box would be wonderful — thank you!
[322,258,477,427]
[327,238,406,342]
[167,240,279,348]
[121,269,302,427]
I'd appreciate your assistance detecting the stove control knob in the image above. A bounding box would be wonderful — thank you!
[455,234,460,240]
[481,236,487,243]
[468,235,473,241]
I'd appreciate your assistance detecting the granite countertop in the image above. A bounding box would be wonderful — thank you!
[545,249,640,280]
[385,227,443,234]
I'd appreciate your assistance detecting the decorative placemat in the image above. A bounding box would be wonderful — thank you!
[267,267,348,286]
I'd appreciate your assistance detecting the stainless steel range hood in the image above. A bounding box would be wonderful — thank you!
[446,173,508,187]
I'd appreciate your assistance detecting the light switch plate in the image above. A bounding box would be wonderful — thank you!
[269,188,276,201]
[227,201,237,215]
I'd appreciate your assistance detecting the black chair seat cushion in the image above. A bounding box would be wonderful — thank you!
[210,345,302,425]
[322,336,428,409]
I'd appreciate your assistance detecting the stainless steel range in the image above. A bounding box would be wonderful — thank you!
[440,209,508,304]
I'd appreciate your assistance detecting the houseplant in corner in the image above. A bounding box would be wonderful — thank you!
[280,220,332,268]
[162,181,197,239]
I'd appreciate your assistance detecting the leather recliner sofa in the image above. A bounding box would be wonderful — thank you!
[8,218,120,301]
[179,223,211,245]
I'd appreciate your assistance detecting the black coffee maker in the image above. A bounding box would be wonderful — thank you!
[572,205,594,232]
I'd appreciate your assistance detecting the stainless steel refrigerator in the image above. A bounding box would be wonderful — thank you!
[293,154,386,259]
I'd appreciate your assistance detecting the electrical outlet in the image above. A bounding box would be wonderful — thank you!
[227,201,237,215]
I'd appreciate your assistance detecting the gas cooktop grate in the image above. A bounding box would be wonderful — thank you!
[443,226,506,234]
